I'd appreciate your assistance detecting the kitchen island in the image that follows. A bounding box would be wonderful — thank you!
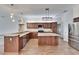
[4,31,59,52]
[38,33,59,46]
[4,31,31,52]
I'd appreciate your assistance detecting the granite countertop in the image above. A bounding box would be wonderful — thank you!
[4,31,30,37]
[26,29,52,32]
[38,33,60,36]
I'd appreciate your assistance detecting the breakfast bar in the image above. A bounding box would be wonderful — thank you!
[4,31,31,52]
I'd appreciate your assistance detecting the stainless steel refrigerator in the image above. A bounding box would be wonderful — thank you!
[68,22,79,50]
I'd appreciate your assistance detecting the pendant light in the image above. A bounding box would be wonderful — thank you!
[42,8,53,21]
[12,19,15,22]
[10,4,15,22]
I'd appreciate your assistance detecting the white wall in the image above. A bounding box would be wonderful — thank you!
[54,9,73,42]
[73,5,79,18]
[60,9,73,42]
[0,17,19,34]
[23,15,57,21]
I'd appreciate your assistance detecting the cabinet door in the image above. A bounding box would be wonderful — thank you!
[52,22,57,33]
[30,32,37,39]
[22,35,27,48]
[19,37,23,49]
[4,36,19,52]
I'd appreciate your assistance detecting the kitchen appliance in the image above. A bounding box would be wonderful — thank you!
[68,22,79,50]
[69,22,79,36]
[38,25,44,32]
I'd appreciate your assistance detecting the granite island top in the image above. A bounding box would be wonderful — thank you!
[38,32,60,36]
[4,31,30,37]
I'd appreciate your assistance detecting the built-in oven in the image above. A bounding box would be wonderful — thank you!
[38,25,44,32]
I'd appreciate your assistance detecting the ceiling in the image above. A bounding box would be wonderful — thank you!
[0,4,75,18]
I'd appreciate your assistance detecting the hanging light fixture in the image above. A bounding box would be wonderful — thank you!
[12,19,15,22]
[10,13,14,19]
[42,8,53,21]
[10,4,15,22]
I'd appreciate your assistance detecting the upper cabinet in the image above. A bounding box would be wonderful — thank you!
[51,22,57,33]
[26,21,57,33]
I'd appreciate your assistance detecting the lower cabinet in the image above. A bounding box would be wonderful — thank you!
[19,34,31,51]
[29,32,38,39]
[20,35,27,49]
[19,37,23,49]
[4,33,31,52]
[4,36,20,52]
[38,36,58,46]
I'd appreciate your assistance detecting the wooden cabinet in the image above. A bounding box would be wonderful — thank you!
[19,35,27,49]
[38,36,58,46]
[27,23,52,29]
[19,37,23,49]
[52,22,57,33]
[4,36,20,52]
[19,33,31,50]
[27,22,57,33]
[4,32,31,52]
[29,32,38,39]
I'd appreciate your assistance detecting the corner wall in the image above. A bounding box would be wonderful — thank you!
[60,9,73,42]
